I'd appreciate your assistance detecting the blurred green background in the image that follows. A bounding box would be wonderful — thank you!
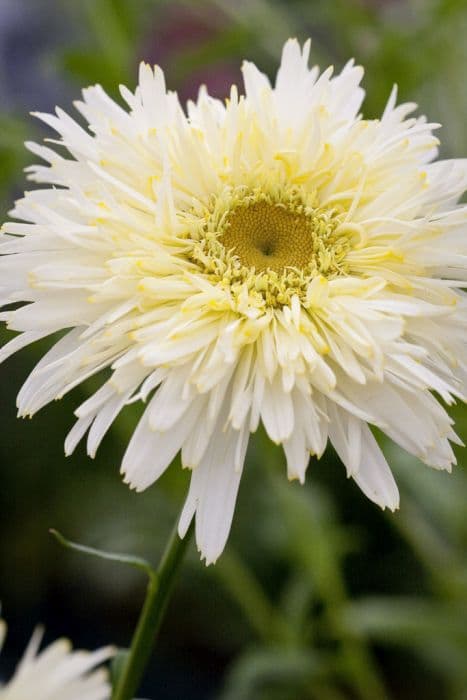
[1,1,467,698]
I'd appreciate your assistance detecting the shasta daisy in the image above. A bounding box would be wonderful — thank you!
[0,620,113,700]
[1,39,466,563]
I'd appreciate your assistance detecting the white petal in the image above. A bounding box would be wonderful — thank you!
[121,396,204,491]
[180,418,249,564]
[327,402,362,477]
[260,373,294,443]
[353,423,399,511]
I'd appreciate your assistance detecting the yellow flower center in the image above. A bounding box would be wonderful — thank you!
[184,185,357,311]
[220,201,317,273]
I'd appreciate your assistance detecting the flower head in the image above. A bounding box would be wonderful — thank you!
[0,620,113,700]
[1,39,466,563]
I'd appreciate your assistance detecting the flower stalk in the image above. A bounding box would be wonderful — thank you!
[112,521,194,700]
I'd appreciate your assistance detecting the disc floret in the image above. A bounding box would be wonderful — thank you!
[185,185,354,311]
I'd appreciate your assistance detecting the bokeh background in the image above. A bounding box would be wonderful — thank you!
[1,1,467,698]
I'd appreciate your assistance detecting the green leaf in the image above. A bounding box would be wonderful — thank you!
[49,529,156,579]
[219,647,328,700]
[343,597,467,647]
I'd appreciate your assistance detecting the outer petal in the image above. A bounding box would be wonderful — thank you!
[329,406,399,511]
[121,394,205,492]
[179,419,249,565]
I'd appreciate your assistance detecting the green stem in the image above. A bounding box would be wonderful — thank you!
[112,521,194,700]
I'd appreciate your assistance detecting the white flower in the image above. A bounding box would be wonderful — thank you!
[0,620,113,700]
[1,39,466,564]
